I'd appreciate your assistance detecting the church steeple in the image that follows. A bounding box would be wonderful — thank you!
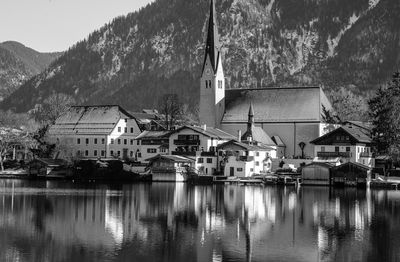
[203,0,220,73]
[241,103,255,143]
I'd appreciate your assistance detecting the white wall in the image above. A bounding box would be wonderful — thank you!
[194,156,217,175]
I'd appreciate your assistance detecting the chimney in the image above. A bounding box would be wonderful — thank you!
[238,130,242,141]
[202,124,207,131]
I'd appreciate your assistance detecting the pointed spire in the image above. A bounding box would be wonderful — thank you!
[248,102,254,117]
[203,0,220,73]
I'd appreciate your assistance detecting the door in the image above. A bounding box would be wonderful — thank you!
[123,148,128,159]
[230,167,234,177]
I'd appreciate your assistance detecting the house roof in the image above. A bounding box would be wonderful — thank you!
[146,154,194,163]
[304,162,335,168]
[223,87,332,123]
[33,158,69,167]
[48,105,138,136]
[332,161,370,171]
[135,130,171,140]
[271,136,285,147]
[217,140,275,151]
[310,125,371,145]
[173,125,236,140]
[241,126,276,146]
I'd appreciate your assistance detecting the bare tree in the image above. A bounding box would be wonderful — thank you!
[0,128,31,171]
[158,94,183,130]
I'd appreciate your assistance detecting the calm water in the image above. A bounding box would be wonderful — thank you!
[0,180,399,262]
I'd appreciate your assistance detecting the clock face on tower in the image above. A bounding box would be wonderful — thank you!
[206,68,212,76]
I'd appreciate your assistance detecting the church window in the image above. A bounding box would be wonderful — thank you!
[218,80,222,89]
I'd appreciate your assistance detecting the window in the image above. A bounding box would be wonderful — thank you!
[346,147,350,152]
[321,146,325,152]
[130,128,134,133]
[118,127,121,132]
[85,138,89,145]
[130,139,134,145]
[335,147,339,152]
[76,150,81,156]
[346,136,350,141]
[125,119,127,123]
[101,150,105,157]
[256,161,259,166]
[85,150,89,156]
[237,168,243,172]
[124,139,127,145]
[137,152,142,158]
[198,158,204,163]
[147,148,157,153]
[207,158,213,163]
[77,138,81,144]
[218,80,222,89]
[94,138,98,144]
[250,168,254,172]
[111,139,114,144]
[160,148,167,153]
[256,152,260,157]
[130,151,134,157]
[117,151,121,157]
[218,151,223,156]
[110,150,114,156]
[124,127,127,133]
[94,150,98,156]
[137,140,140,145]
[101,138,105,144]
[117,139,121,145]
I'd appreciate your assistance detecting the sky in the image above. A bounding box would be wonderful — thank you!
[0,0,154,52]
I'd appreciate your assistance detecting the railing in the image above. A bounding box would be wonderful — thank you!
[317,152,351,158]
[360,152,374,158]
[173,139,200,146]
[151,166,188,173]
[172,151,196,156]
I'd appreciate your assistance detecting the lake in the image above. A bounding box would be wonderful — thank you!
[0,180,399,262]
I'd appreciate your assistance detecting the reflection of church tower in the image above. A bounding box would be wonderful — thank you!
[199,0,225,128]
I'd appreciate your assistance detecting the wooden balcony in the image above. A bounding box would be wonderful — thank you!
[172,151,196,156]
[317,152,351,158]
[173,139,200,146]
[359,152,374,158]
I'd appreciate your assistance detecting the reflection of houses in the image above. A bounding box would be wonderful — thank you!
[310,123,374,168]
[217,140,275,177]
[169,125,235,175]
[135,131,171,163]
[197,0,333,159]
[48,105,142,160]
[147,154,195,181]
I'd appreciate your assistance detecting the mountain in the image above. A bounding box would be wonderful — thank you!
[2,0,400,114]
[0,41,61,100]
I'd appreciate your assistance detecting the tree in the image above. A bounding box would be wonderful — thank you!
[158,93,183,130]
[321,105,341,133]
[369,72,400,155]
[0,128,31,171]
[29,93,75,126]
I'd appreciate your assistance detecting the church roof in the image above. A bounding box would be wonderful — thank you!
[223,87,332,123]
[202,0,221,74]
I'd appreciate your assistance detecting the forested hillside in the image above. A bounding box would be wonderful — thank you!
[2,0,399,120]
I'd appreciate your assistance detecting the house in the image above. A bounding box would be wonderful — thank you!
[310,123,374,168]
[169,125,236,175]
[217,140,276,177]
[48,105,142,160]
[28,158,72,177]
[198,0,333,159]
[135,130,171,163]
[131,109,166,131]
[146,154,195,182]
[301,162,334,186]
[331,162,371,187]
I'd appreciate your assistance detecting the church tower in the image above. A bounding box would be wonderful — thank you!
[199,0,225,128]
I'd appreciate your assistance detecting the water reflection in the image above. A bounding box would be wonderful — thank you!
[0,180,399,262]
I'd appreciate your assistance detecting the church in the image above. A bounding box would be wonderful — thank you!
[199,0,333,159]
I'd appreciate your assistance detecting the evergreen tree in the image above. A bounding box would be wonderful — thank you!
[369,72,400,155]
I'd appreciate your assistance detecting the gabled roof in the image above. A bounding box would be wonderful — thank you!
[310,125,371,145]
[332,161,370,171]
[271,136,285,147]
[135,130,171,140]
[223,87,332,123]
[217,139,275,151]
[241,126,276,146]
[173,125,236,140]
[33,158,69,167]
[49,105,139,135]
[146,154,194,163]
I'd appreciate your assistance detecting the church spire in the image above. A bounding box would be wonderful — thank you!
[203,0,220,73]
[247,103,255,132]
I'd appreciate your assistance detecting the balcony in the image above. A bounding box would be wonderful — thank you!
[317,152,351,158]
[172,151,196,157]
[173,139,200,146]
[360,152,374,158]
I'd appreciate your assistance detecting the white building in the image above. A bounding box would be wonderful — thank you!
[310,123,374,168]
[169,125,236,175]
[135,130,171,163]
[48,105,142,160]
[217,140,276,177]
